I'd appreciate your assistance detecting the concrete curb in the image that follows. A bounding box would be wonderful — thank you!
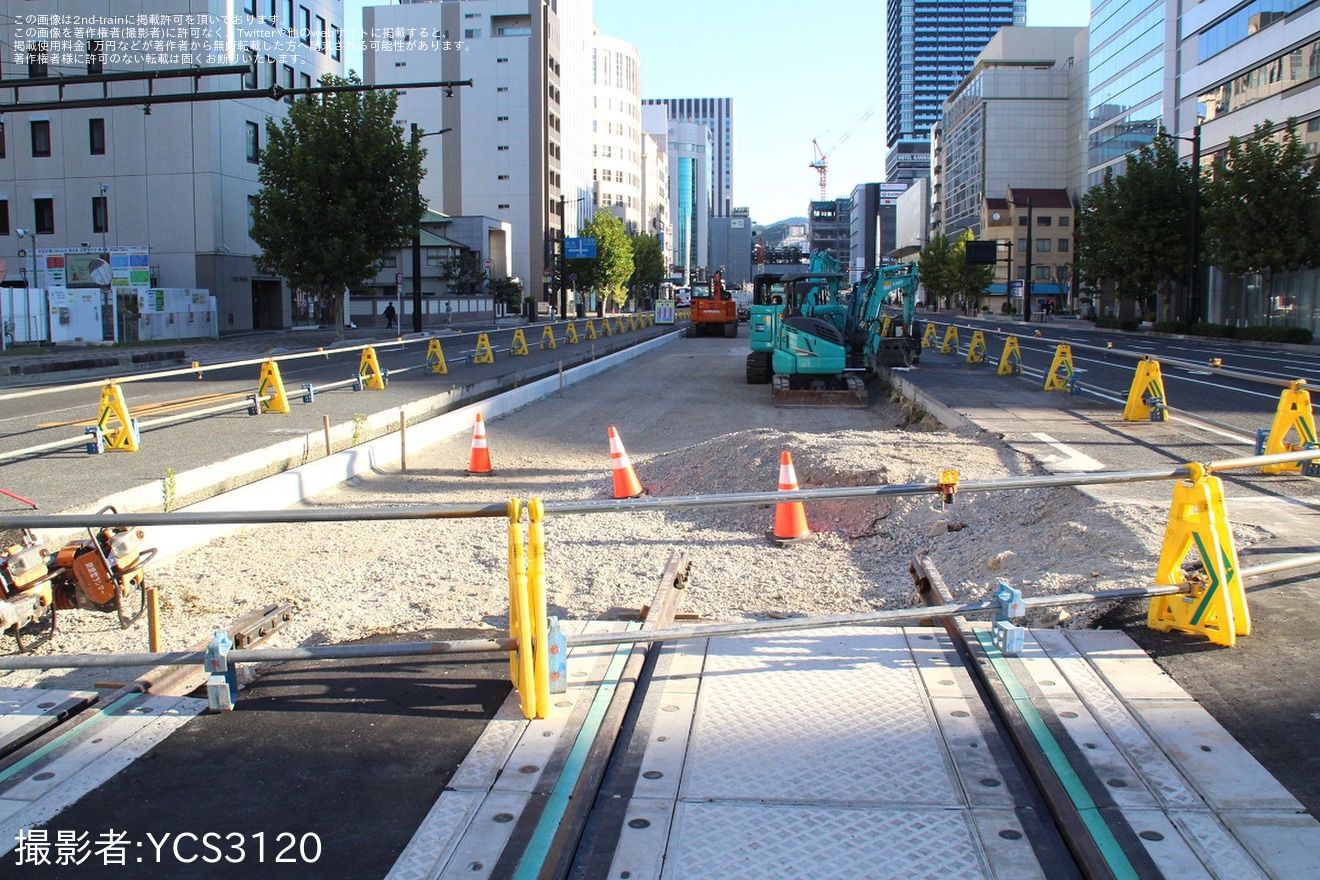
[117,332,679,564]
[884,369,971,431]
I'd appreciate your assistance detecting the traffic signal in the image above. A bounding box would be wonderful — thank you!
[965,240,999,265]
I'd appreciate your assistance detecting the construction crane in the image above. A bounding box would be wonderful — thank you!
[809,97,885,201]
[809,139,830,201]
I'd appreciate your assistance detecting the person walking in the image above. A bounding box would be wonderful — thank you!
[383,302,397,329]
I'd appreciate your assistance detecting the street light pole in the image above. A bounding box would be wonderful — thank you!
[1023,198,1033,322]
[1186,124,1202,331]
[410,123,451,334]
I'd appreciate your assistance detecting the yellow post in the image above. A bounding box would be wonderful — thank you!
[997,336,1023,375]
[473,332,496,364]
[586,320,599,340]
[881,316,893,337]
[939,325,959,354]
[966,330,988,364]
[256,359,291,413]
[527,498,550,717]
[425,339,449,374]
[1043,344,1075,392]
[1123,358,1169,421]
[565,323,580,344]
[922,323,938,349]
[506,498,537,719]
[1259,381,1318,474]
[358,347,386,390]
[511,328,530,356]
[95,383,141,452]
[539,324,557,350]
[1147,464,1250,647]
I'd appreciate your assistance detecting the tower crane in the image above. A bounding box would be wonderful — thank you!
[808,97,885,201]
[809,139,830,201]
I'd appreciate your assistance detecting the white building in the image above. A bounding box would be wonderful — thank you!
[642,109,711,281]
[591,33,643,234]
[363,0,596,310]
[639,130,670,267]
[0,0,343,335]
[642,97,734,216]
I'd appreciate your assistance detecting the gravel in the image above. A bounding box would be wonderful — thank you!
[0,337,1265,690]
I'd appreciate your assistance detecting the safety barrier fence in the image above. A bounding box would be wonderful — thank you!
[920,319,1319,474]
[0,314,661,464]
[3,447,1316,719]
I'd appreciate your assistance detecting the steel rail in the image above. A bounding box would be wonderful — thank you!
[1240,552,1320,579]
[0,583,1189,671]
[4,449,1317,531]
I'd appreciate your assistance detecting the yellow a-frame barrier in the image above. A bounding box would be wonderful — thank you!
[1257,380,1319,475]
[939,325,959,354]
[87,383,141,453]
[997,336,1023,375]
[965,330,988,364]
[1123,357,1168,421]
[1043,344,1075,392]
[426,339,449,374]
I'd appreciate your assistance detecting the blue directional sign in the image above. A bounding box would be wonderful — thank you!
[565,237,597,259]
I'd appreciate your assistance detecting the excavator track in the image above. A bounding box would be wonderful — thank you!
[771,372,868,407]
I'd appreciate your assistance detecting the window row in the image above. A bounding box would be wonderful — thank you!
[1016,238,1072,253]
[2,119,108,159]
[0,197,109,236]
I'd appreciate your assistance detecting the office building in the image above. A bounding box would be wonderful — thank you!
[592,34,643,234]
[885,0,1024,182]
[708,208,752,288]
[364,0,596,308]
[643,107,712,283]
[0,0,343,335]
[808,198,852,268]
[1085,0,1169,186]
[643,97,734,216]
[935,27,1086,239]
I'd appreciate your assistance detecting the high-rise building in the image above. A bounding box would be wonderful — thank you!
[885,0,1024,182]
[808,198,852,267]
[592,35,643,234]
[642,98,734,216]
[0,0,343,334]
[364,0,596,307]
[643,108,711,283]
[1085,0,1169,187]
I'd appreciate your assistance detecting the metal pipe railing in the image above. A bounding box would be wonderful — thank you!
[0,582,1191,671]
[4,449,1317,531]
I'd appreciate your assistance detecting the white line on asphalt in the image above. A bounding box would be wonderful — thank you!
[1028,432,1106,472]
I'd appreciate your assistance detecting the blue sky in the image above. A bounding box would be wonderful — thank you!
[347,0,1090,225]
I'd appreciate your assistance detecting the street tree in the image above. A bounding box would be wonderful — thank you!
[918,232,957,310]
[951,230,995,313]
[629,233,666,301]
[568,212,633,310]
[439,252,487,296]
[1118,134,1194,320]
[251,74,425,335]
[1202,118,1320,313]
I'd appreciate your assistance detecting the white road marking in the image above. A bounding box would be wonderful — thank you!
[1028,432,1106,472]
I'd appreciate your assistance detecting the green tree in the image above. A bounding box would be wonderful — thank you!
[251,74,425,335]
[918,232,957,310]
[629,233,665,300]
[568,212,634,309]
[489,277,523,313]
[1118,134,1194,320]
[1203,118,1320,312]
[439,251,487,296]
[951,230,995,313]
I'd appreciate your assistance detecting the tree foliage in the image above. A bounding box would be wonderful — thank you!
[568,212,634,308]
[917,232,957,309]
[950,230,995,312]
[628,233,666,298]
[1076,134,1192,317]
[439,251,487,296]
[251,74,425,334]
[1202,118,1320,288]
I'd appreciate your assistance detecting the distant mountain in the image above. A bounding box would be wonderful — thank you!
[753,218,809,249]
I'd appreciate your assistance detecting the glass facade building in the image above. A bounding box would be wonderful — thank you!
[884,0,1025,181]
[1086,0,1166,186]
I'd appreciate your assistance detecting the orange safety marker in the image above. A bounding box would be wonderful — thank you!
[467,413,494,475]
[608,426,643,498]
[771,451,812,545]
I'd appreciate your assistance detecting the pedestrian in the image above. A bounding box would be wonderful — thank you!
[445,301,453,324]
[1044,300,1053,321]
[383,302,397,329]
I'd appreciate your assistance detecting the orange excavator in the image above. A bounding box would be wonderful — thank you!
[684,270,739,338]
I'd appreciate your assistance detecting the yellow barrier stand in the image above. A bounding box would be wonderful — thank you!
[565,323,580,344]
[256,359,291,414]
[425,338,449,374]
[92,383,141,452]
[1147,464,1250,647]
[506,498,537,719]
[1043,344,1075,392]
[539,324,557,350]
[939,325,959,354]
[602,318,615,337]
[526,498,550,717]
[358,347,386,390]
[1258,380,1318,475]
[473,333,496,364]
[997,336,1023,375]
[881,316,893,337]
[922,323,937,348]
[966,330,988,365]
[511,328,530,356]
[585,320,598,340]
[1123,357,1169,422]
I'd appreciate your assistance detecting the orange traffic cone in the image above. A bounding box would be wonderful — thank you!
[608,426,643,498]
[467,413,494,475]
[771,451,812,545]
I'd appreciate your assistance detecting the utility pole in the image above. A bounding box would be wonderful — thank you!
[1186,124,1202,331]
[558,193,566,320]
[409,123,451,333]
[1023,198,1034,323]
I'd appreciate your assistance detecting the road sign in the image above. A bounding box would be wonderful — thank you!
[564,237,597,260]
[483,258,493,270]
[1008,280,1024,298]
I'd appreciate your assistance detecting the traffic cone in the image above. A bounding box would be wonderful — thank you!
[771,451,812,545]
[467,413,494,475]
[608,426,643,498]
